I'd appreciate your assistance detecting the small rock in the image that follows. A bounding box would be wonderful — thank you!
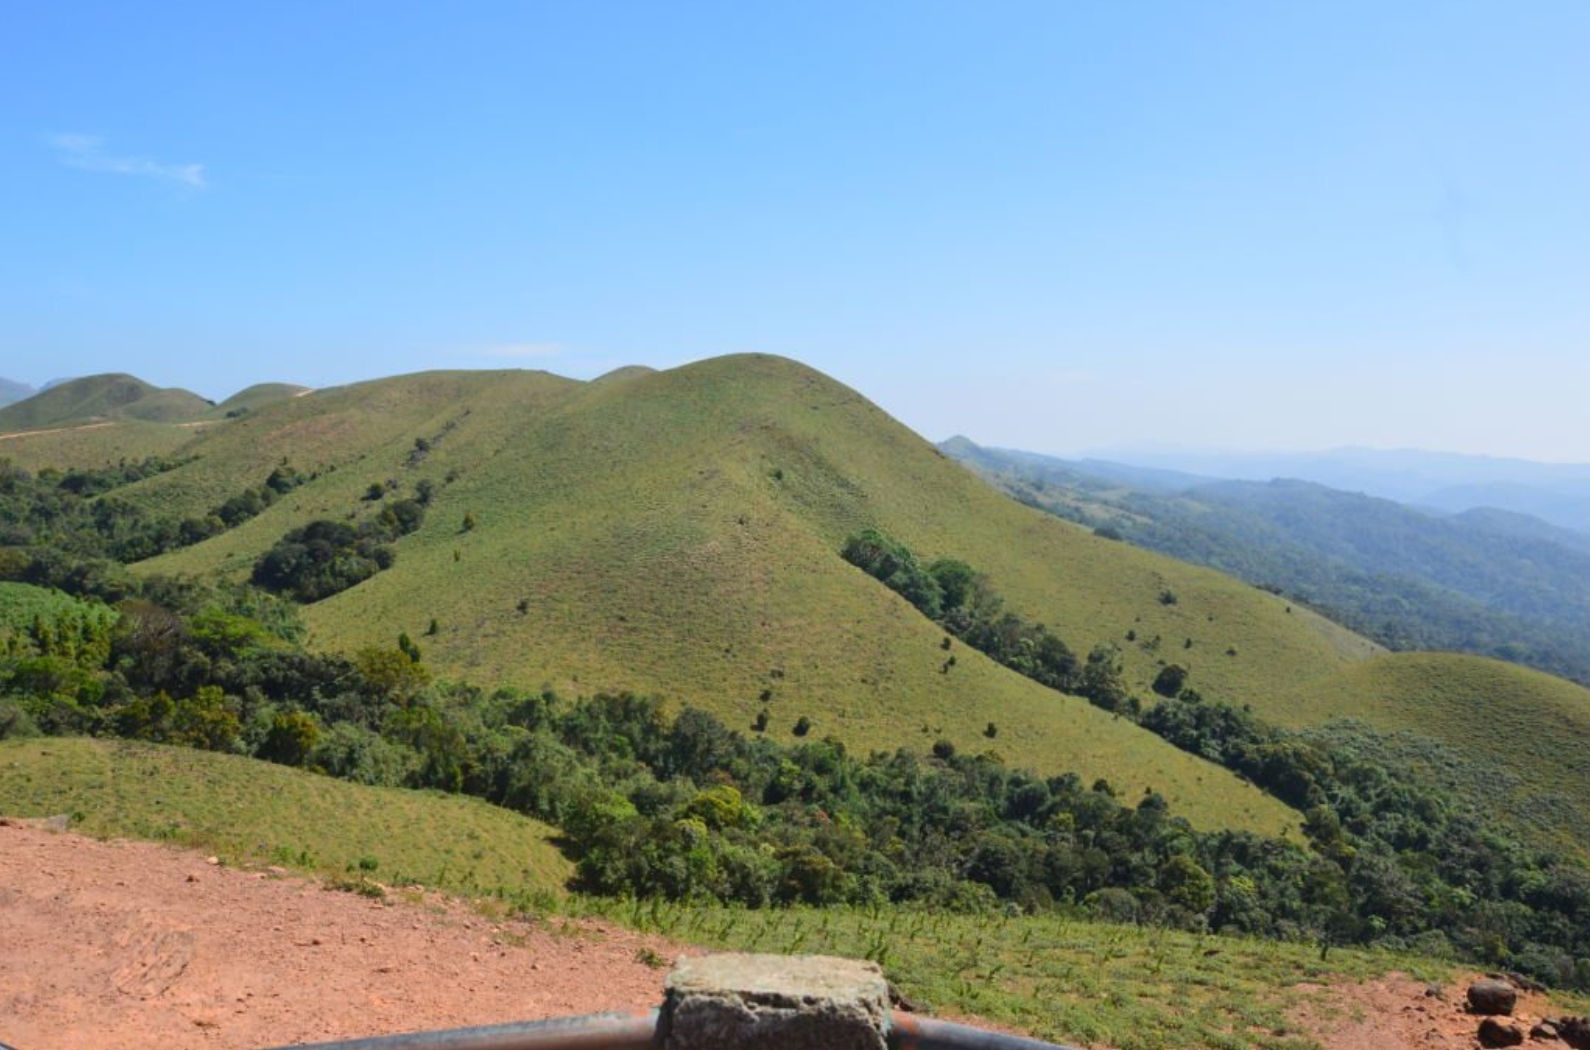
[206,856,220,865]
[1470,979,1519,1016]
[1480,1019,1526,1048]
[1531,1021,1561,1041]
[186,873,200,883]
[1560,1018,1590,1050]
[1504,971,1548,994]
[1424,982,1445,999]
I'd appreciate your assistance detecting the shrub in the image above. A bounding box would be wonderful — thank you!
[1152,664,1189,698]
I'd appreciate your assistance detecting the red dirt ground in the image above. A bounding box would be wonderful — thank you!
[0,817,1571,1050]
[1,818,674,1049]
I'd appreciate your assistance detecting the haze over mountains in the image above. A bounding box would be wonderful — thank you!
[0,377,34,408]
[1075,446,1590,534]
[946,437,1590,687]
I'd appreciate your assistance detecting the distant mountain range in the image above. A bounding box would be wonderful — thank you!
[1076,446,1590,532]
[0,377,34,408]
[0,374,309,432]
[944,437,1590,687]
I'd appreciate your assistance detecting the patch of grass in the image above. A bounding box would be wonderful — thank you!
[0,737,572,897]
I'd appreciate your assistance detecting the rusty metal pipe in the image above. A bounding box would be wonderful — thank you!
[266,1008,661,1050]
[889,1013,1075,1050]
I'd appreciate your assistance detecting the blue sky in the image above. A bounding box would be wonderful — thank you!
[3,1,1588,460]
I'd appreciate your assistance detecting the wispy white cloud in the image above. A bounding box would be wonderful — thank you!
[472,342,565,359]
[48,133,206,189]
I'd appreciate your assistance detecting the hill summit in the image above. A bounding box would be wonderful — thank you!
[102,354,1398,833]
[0,373,212,431]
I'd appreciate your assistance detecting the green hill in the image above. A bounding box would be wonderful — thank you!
[212,381,313,418]
[36,353,1590,847]
[103,355,1399,834]
[0,373,212,432]
[0,736,572,895]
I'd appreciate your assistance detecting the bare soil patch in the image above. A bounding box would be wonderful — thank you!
[1292,970,1565,1050]
[0,818,674,1050]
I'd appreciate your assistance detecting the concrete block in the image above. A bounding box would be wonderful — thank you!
[663,953,890,1050]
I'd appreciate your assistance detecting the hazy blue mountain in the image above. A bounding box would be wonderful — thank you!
[1077,446,1590,531]
[1453,506,1590,556]
[946,437,1590,686]
[0,377,34,408]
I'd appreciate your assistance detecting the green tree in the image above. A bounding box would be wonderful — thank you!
[260,709,320,766]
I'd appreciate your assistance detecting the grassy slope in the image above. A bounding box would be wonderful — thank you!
[0,736,571,896]
[0,418,203,468]
[1274,652,1590,855]
[132,356,1396,835]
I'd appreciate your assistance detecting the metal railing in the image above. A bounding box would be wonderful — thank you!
[269,1006,1075,1050]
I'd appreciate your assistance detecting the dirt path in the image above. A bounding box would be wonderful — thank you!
[0,422,115,442]
[0,819,674,1050]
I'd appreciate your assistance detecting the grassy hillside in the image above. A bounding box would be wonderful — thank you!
[0,373,212,431]
[0,417,203,469]
[0,736,571,896]
[1273,652,1590,856]
[109,357,1396,833]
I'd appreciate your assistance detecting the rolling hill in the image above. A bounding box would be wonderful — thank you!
[70,354,1392,834]
[211,381,312,418]
[0,373,213,432]
[15,353,1590,852]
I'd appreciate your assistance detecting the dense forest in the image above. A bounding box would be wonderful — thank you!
[2,458,1589,991]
